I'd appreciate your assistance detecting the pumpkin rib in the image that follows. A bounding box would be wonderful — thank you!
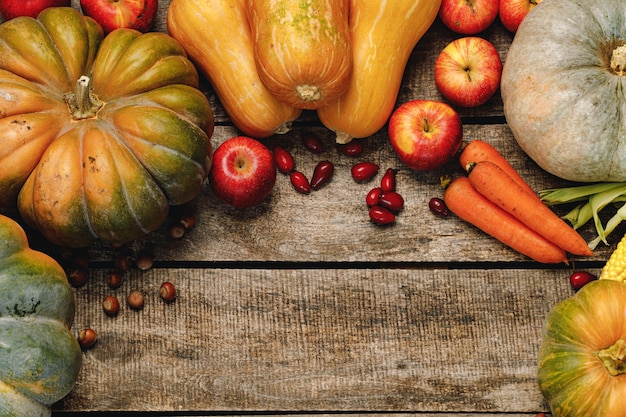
[92,30,200,99]
[107,104,210,202]
[0,9,102,93]
[0,319,82,405]
[124,84,215,132]
[81,125,168,243]
[114,126,208,205]
[77,129,99,244]
[36,7,103,86]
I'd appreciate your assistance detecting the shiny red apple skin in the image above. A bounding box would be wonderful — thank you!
[0,0,70,20]
[434,36,502,108]
[499,0,542,33]
[209,136,277,208]
[79,0,158,33]
[438,0,499,35]
[388,100,463,172]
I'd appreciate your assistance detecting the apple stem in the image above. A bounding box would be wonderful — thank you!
[64,75,104,120]
[422,117,432,133]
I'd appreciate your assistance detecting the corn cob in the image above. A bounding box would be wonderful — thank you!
[600,233,626,281]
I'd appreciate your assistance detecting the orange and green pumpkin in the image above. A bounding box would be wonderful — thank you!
[538,279,626,416]
[0,7,213,247]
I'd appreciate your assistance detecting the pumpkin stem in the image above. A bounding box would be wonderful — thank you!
[610,45,626,76]
[64,76,104,120]
[296,84,322,102]
[597,338,626,376]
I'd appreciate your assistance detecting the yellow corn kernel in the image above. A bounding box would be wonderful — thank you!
[600,234,626,281]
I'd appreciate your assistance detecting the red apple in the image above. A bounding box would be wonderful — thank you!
[499,0,542,33]
[434,36,502,108]
[388,100,463,172]
[0,0,70,20]
[209,136,277,208]
[79,0,158,34]
[438,0,499,35]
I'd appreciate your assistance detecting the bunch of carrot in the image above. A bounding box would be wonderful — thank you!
[443,140,593,264]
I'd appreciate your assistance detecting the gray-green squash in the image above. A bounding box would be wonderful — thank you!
[501,0,626,182]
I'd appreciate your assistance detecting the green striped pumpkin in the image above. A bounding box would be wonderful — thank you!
[0,214,81,417]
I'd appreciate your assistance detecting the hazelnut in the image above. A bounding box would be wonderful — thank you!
[169,223,186,239]
[159,281,177,303]
[135,252,154,271]
[68,267,88,287]
[77,328,97,349]
[107,271,123,289]
[102,295,120,316]
[114,251,133,271]
[127,290,145,310]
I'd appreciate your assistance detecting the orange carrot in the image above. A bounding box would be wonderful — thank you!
[459,140,537,198]
[443,176,569,264]
[467,160,593,257]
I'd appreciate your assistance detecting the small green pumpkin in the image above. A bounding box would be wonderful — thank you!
[538,279,626,416]
[0,214,82,417]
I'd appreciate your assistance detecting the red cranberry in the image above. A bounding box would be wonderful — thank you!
[429,197,449,217]
[569,271,597,291]
[351,161,379,182]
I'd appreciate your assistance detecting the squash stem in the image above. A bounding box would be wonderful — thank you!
[597,338,626,376]
[610,45,626,76]
[64,76,104,120]
[296,84,322,102]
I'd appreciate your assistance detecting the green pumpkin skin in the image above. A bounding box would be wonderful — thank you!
[538,279,626,416]
[0,215,82,417]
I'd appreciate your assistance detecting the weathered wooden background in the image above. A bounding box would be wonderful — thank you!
[6,0,617,416]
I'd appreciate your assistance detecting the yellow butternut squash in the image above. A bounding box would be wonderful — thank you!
[167,0,302,138]
[248,0,352,110]
[317,0,442,143]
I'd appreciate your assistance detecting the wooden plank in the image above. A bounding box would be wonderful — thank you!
[69,123,614,266]
[53,266,583,414]
[53,413,545,417]
[53,413,544,417]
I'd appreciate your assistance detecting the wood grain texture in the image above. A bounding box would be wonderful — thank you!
[54,267,583,414]
[79,123,612,265]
